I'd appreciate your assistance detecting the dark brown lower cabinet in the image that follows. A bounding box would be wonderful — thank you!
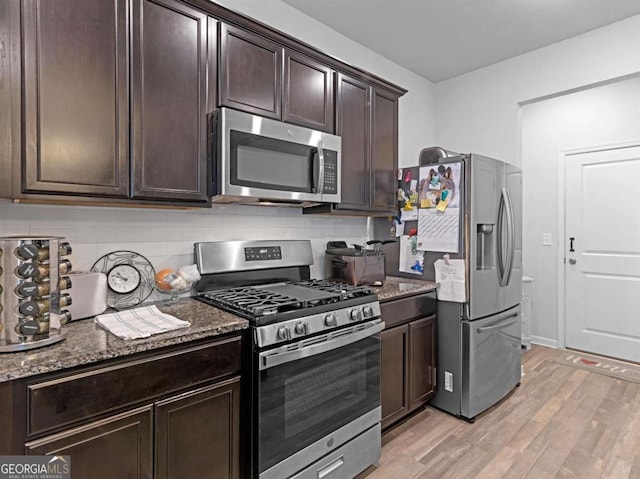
[409,317,436,409]
[24,378,241,479]
[381,324,409,427]
[17,336,242,479]
[25,406,154,479]
[381,315,436,429]
[155,378,240,479]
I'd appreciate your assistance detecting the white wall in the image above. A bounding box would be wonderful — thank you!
[522,77,640,346]
[211,0,436,167]
[435,15,640,165]
[0,201,367,301]
[434,15,640,347]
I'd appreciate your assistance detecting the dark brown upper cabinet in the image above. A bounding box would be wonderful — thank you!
[131,0,210,202]
[283,50,334,132]
[219,23,334,133]
[334,73,370,211]
[10,0,403,208]
[21,0,129,197]
[306,73,399,215]
[219,23,282,120]
[19,0,211,205]
[370,86,399,213]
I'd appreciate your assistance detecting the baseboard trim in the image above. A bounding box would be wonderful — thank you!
[531,336,558,349]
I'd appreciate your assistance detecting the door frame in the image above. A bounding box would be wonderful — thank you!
[556,139,640,350]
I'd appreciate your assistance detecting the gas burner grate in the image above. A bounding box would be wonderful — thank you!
[289,279,374,299]
[201,287,303,316]
[198,280,376,319]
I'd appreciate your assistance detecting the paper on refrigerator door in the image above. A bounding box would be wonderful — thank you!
[434,259,466,302]
[399,235,424,275]
[417,208,460,253]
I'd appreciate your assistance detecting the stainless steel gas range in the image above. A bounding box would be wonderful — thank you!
[195,240,383,479]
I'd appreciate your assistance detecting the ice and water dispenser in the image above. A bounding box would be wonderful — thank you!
[476,224,495,270]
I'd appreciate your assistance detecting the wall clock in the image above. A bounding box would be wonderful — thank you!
[91,251,156,310]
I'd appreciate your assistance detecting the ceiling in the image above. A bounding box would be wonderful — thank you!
[280,0,640,83]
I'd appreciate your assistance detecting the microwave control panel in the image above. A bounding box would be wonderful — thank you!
[323,151,338,194]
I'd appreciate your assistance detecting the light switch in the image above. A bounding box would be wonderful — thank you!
[542,233,552,246]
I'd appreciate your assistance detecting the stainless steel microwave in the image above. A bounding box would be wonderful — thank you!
[210,107,341,206]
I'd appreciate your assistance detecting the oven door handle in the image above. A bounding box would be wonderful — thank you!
[258,321,384,370]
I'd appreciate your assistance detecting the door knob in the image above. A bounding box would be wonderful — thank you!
[568,258,577,265]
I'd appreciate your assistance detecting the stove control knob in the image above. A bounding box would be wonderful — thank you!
[294,322,308,335]
[324,314,338,327]
[362,305,374,318]
[276,326,291,341]
[350,309,362,321]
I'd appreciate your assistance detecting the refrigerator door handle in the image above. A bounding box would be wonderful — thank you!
[497,187,515,287]
[476,314,519,334]
[497,190,506,286]
[503,187,516,286]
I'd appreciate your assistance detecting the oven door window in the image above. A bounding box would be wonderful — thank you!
[230,131,316,193]
[258,335,380,473]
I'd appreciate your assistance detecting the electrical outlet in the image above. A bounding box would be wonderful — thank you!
[542,233,552,246]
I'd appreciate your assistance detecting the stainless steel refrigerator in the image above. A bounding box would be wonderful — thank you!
[374,152,522,421]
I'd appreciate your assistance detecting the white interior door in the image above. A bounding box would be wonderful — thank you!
[565,145,640,363]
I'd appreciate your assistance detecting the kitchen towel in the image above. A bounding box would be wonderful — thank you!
[95,305,190,340]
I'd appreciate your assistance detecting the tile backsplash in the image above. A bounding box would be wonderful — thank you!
[0,200,367,300]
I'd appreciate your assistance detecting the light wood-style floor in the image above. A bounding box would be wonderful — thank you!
[360,345,640,479]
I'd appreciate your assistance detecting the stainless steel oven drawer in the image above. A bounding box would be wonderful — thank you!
[290,424,381,479]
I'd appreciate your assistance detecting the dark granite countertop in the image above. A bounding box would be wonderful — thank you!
[1,278,436,382]
[0,298,248,383]
[372,276,437,302]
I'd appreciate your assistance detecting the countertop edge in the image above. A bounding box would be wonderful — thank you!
[0,298,249,383]
[373,276,437,302]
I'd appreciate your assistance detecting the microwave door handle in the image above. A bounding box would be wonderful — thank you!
[317,144,326,194]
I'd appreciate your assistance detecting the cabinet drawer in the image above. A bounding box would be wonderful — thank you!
[27,336,241,437]
[381,292,436,329]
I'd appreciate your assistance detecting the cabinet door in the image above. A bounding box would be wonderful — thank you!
[155,378,240,479]
[335,73,370,211]
[409,316,436,410]
[25,406,153,479]
[22,0,129,197]
[131,0,209,202]
[380,324,409,429]
[283,50,334,132]
[0,0,15,198]
[219,23,282,120]
[370,87,399,213]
